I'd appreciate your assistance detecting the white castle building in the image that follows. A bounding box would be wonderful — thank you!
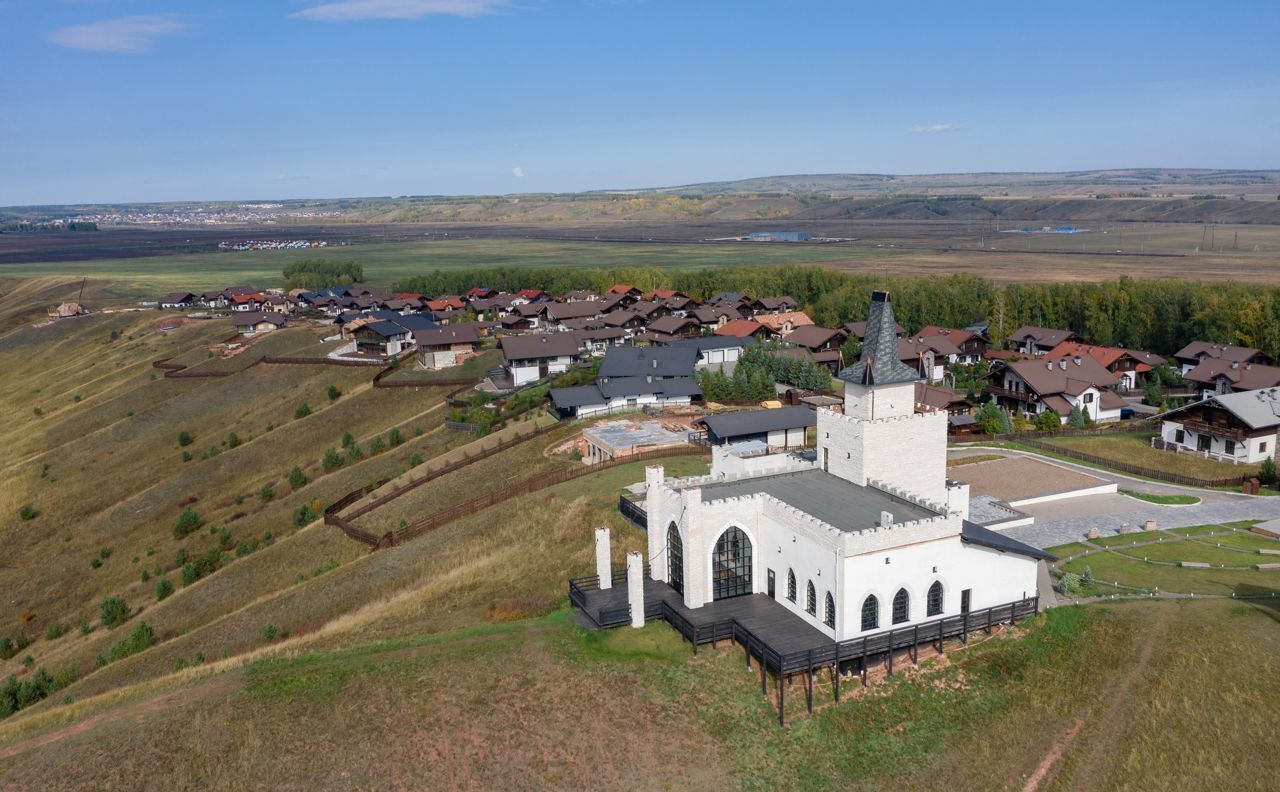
[642,291,1049,641]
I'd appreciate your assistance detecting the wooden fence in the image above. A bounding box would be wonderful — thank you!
[1013,437,1247,488]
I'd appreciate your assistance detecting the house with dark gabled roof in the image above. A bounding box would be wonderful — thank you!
[666,335,759,367]
[1172,341,1272,376]
[563,289,599,302]
[354,320,414,357]
[899,334,962,382]
[414,323,485,369]
[1155,387,1280,464]
[645,315,701,341]
[500,333,583,386]
[987,356,1125,424]
[603,311,647,332]
[607,284,642,297]
[715,319,774,340]
[694,405,815,449]
[916,326,989,364]
[691,304,742,331]
[1182,359,1280,399]
[664,295,699,313]
[751,296,799,313]
[1042,342,1166,392]
[544,300,606,328]
[549,345,700,418]
[914,382,972,416]
[1006,326,1082,357]
[230,311,287,337]
[160,292,196,309]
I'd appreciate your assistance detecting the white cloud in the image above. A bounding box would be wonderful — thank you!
[295,0,507,22]
[47,15,188,54]
[910,123,960,135]
[512,166,524,178]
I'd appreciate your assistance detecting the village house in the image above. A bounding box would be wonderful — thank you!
[694,405,815,449]
[1155,387,1280,465]
[581,421,689,464]
[414,323,485,369]
[915,326,990,365]
[1181,358,1280,399]
[198,290,228,309]
[159,292,196,309]
[645,315,702,342]
[1042,342,1166,392]
[914,382,973,416]
[354,321,413,357]
[666,335,758,368]
[843,319,904,341]
[987,356,1126,423]
[229,293,264,312]
[782,326,848,374]
[544,300,607,330]
[1005,326,1082,357]
[691,304,743,332]
[716,319,775,341]
[574,327,631,356]
[578,291,1047,657]
[230,311,287,337]
[607,284,643,298]
[1172,341,1273,376]
[564,289,599,302]
[512,288,548,304]
[664,295,699,314]
[603,311,648,333]
[500,333,583,386]
[549,346,700,419]
[751,296,799,313]
[755,311,814,336]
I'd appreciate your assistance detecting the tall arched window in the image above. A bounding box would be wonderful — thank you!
[711,526,752,600]
[861,595,878,631]
[667,522,683,595]
[806,581,816,615]
[786,569,796,602]
[824,592,836,628]
[927,580,943,617]
[892,588,910,624]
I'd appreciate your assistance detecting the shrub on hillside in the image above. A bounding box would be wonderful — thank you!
[104,621,156,664]
[173,507,203,539]
[44,622,67,641]
[293,504,320,527]
[327,384,341,402]
[346,442,364,462]
[341,431,355,448]
[409,453,424,467]
[177,430,193,447]
[294,403,311,420]
[99,596,130,629]
[288,465,307,490]
[155,578,174,601]
[322,447,343,473]
[259,483,275,504]
[17,505,37,521]
[388,427,404,447]
[227,431,242,448]
[368,436,386,455]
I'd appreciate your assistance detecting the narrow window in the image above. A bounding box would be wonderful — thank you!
[927,581,943,617]
[806,581,816,615]
[892,588,909,624]
[786,569,796,603]
[824,593,836,628]
[861,595,878,632]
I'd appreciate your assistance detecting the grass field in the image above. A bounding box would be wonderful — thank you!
[1037,432,1259,481]
[1118,488,1200,505]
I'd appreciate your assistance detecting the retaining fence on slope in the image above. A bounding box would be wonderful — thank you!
[1013,438,1247,488]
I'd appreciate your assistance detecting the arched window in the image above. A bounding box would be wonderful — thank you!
[712,526,752,600]
[786,569,796,602]
[892,588,910,624]
[824,592,835,628]
[806,581,816,615]
[667,522,683,595]
[861,595,878,631]
[927,580,943,617]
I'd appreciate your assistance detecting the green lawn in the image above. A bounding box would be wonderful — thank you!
[1038,431,1258,481]
[1050,542,1280,595]
[0,237,899,302]
[1118,488,1200,505]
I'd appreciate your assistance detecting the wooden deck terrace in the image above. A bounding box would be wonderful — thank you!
[569,571,1039,725]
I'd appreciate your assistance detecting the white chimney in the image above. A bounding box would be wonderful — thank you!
[880,510,894,528]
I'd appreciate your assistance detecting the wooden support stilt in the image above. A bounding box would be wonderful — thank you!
[986,608,993,634]
[912,625,919,665]
[806,668,813,714]
[962,613,969,646]
[778,672,785,727]
[860,658,867,687]
[887,648,894,677]
[834,666,841,702]
[745,638,751,670]
[760,652,766,695]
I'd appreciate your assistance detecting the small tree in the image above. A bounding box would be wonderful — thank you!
[288,465,307,490]
[388,427,404,447]
[327,384,341,402]
[1067,404,1088,429]
[1258,456,1278,486]
[99,596,130,629]
[155,577,174,601]
[341,431,355,448]
[259,483,275,504]
[1034,410,1062,432]
[322,447,343,472]
[17,505,37,521]
[227,431,242,449]
[177,430,193,447]
[1144,382,1165,408]
[295,403,311,419]
[173,507,203,539]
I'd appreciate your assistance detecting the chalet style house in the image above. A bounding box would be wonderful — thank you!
[548,346,700,419]
[1006,326,1082,357]
[899,335,960,382]
[987,356,1126,423]
[1181,359,1280,399]
[414,323,485,369]
[159,292,195,309]
[755,311,814,336]
[1172,342,1272,376]
[500,333,582,386]
[1156,388,1280,464]
[694,405,815,448]
[915,326,989,365]
[230,311,286,337]
[586,292,1047,651]
[1042,342,1166,392]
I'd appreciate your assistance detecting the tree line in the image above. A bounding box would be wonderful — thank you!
[282,259,364,291]
[391,265,1280,358]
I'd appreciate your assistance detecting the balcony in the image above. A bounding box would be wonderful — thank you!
[984,384,1034,402]
[1173,418,1246,442]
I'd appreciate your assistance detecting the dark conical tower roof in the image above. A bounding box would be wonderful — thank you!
[837,290,920,386]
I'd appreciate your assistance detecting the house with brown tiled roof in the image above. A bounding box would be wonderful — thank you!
[898,335,962,382]
[751,296,799,313]
[414,323,485,369]
[843,319,904,341]
[754,311,813,336]
[1172,342,1272,376]
[499,333,583,386]
[645,315,701,341]
[691,305,741,331]
[1043,342,1166,392]
[987,356,1125,424]
[1006,326,1082,357]
[607,284,642,297]
[916,326,990,365]
[715,319,774,340]
[1182,359,1280,399]
[914,382,973,416]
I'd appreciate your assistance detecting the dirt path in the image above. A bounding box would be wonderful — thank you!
[1021,605,1172,792]
[0,672,238,763]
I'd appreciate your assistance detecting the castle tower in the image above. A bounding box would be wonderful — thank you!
[817,290,949,504]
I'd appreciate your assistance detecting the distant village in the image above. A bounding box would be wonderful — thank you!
[153,281,1280,469]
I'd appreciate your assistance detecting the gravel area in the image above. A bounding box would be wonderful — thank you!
[950,455,1108,502]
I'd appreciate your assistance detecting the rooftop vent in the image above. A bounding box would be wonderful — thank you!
[1059,359,1068,370]
[880,510,894,528]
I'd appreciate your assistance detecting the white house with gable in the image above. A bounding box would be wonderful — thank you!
[641,291,1048,641]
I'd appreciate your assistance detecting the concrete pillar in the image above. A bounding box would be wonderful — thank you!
[681,486,706,610]
[627,551,644,628]
[1144,519,1157,532]
[595,526,612,589]
[645,465,666,580]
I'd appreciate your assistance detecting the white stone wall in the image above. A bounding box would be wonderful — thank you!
[843,380,916,420]
[840,536,1038,638]
[1161,420,1277,464]
[817,407,949,505]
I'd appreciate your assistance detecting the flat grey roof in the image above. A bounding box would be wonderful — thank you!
[697,469,937,532]
[584,421,688,453]
[698,405,815,439]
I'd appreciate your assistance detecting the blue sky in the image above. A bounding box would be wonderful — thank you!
[2,1,1278,205]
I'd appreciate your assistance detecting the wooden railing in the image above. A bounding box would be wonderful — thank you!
[618,493,648,530]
